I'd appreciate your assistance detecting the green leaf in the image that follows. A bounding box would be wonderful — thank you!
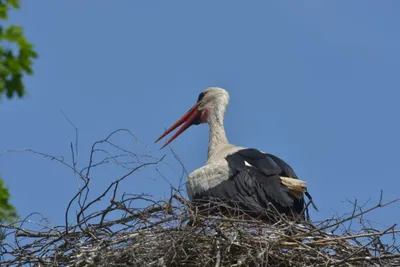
[0,0,20,19]
[0,179,17,222]
[0,0,36,100]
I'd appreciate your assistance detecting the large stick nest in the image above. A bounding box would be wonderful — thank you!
[1,195,400,267]
[1,129,399,266]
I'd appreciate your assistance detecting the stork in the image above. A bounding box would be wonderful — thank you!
[155,87,316,221]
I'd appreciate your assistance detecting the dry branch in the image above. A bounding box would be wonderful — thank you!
[1,129,399,267]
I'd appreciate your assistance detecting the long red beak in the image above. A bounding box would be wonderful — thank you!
[155,103,200,149]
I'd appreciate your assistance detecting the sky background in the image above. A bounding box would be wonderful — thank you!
[1,0,400,233]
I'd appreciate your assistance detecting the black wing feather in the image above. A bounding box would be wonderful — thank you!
[236,148,282,175]
[192,148,306,220]
[265,153,298,178]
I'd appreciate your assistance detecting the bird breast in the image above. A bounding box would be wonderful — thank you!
[186,160,232,200]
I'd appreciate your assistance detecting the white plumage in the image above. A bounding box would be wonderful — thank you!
[156,87,315,221]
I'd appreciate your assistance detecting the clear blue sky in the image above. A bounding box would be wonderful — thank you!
[1,1,399,229]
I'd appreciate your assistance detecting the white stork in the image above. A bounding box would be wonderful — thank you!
[155,87,316,221]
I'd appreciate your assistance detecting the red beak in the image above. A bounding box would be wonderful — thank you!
[155,103,200,149]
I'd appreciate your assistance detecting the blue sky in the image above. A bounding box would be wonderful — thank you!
[1,1,400,231]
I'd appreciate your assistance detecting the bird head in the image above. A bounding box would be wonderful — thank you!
[155,87,229,149]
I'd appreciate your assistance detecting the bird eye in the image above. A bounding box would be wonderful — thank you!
[197,92,207,103]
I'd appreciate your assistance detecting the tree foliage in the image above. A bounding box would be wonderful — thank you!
[1,0,37,223]
[0,0,37,100]
[0,179,17,222]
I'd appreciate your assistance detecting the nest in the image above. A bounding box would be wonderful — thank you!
[1,194,400,267]
[1,129,400,266]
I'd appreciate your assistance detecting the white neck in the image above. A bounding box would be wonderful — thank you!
[207,103,229,160]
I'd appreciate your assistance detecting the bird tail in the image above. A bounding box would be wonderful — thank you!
[280,176,319,212]
[280,176,307,198]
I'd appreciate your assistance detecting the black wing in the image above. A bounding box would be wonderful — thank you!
[192,148,305,220]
